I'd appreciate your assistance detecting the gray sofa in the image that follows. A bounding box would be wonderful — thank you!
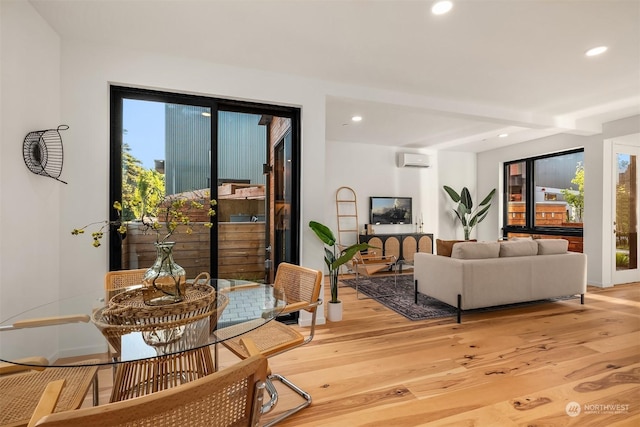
[414,239,587,322]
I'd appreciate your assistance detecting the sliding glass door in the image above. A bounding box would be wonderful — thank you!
[110,86,300,281]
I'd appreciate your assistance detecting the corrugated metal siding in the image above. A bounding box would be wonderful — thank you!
[535,151,583,189]
[164,107,266,194]
[217,111,266,186]
[165,104,212,194]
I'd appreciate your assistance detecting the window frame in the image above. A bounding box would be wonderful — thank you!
[502,148,584,239]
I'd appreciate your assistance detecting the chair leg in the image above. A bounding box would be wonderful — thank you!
[262,373,312,427]
[261,376,279,415]
[92,373,99,406]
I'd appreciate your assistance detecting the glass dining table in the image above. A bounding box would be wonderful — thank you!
[0,279,286,370]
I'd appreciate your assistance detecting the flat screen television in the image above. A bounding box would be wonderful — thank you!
[370,197,412,225]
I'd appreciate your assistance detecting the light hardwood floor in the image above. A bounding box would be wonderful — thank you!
[83,278,640,426]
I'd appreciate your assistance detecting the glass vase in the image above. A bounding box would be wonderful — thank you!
[142,242,186,306]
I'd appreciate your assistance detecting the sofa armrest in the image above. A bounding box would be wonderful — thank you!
[414,253,464,307]
[531,252,587,299]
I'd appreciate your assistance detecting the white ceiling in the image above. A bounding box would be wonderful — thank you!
[30,0,640,152]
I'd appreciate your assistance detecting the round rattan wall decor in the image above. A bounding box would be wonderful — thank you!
[23,124,68,184]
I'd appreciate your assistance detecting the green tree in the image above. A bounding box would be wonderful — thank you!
[133,169,165,219]
[561,162,584,222]
[121,143,165,221]
[122,143,144,220]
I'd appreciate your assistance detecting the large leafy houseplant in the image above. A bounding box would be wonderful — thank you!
[443,186,496,240]
[308,221,371,304]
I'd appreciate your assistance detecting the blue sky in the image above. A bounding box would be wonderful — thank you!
[123,99,165,169]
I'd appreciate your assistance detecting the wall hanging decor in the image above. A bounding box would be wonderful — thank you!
[23,124,68,184]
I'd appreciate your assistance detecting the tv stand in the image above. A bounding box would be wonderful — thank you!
[359,233,433,267]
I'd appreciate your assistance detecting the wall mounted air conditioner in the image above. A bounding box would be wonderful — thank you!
[398,152,430,168]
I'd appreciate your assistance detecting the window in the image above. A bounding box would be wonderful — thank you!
[503,149,584,251]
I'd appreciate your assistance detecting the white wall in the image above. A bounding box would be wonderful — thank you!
[0,0,62,359]
[436,151,477,240]
[323,144,481,245]
[325,140,438,243]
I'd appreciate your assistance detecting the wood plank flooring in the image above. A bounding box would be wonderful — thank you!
[82,278,640,426]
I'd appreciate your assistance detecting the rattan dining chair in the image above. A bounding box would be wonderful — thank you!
[27,354,268,427]
[0,357,99,427]
[104,268,146,301]
[216,262,323,427]
[102,268,147,376]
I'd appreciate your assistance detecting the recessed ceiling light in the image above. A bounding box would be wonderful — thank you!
[585,46,608,57]
[201,111,211,117]
[351,116,363,122]
[432,1,453,15]
[498,133,509,138]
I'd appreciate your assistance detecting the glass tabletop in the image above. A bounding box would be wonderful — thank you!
[0,279,286,368]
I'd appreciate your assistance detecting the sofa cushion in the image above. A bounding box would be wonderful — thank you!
[499,240,538,257]
[536,238,569,254]
[451,241,500,259]
[436,239,476,257]
[509,236,533,241]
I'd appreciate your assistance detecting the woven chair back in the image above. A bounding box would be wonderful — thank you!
[274,263,322,313]
[31,355,268,427]
[0,361,98,427]
[104,269,147,301]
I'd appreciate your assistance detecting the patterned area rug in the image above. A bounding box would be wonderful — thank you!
[341,274,577,321]
[341,274,456,321]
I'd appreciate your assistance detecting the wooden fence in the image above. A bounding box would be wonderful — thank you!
[121,221,265,281]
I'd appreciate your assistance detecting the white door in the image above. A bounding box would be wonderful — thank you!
[612,141,640,284]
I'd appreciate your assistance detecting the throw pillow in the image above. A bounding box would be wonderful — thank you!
[499,240,538,257]
[436,239,476,257]
[509,236,533,241]
[536,238,569,255]
[451,241,500,259]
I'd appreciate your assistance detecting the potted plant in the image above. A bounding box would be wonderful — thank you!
[308,220,372,321]
[443,186,496,240]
